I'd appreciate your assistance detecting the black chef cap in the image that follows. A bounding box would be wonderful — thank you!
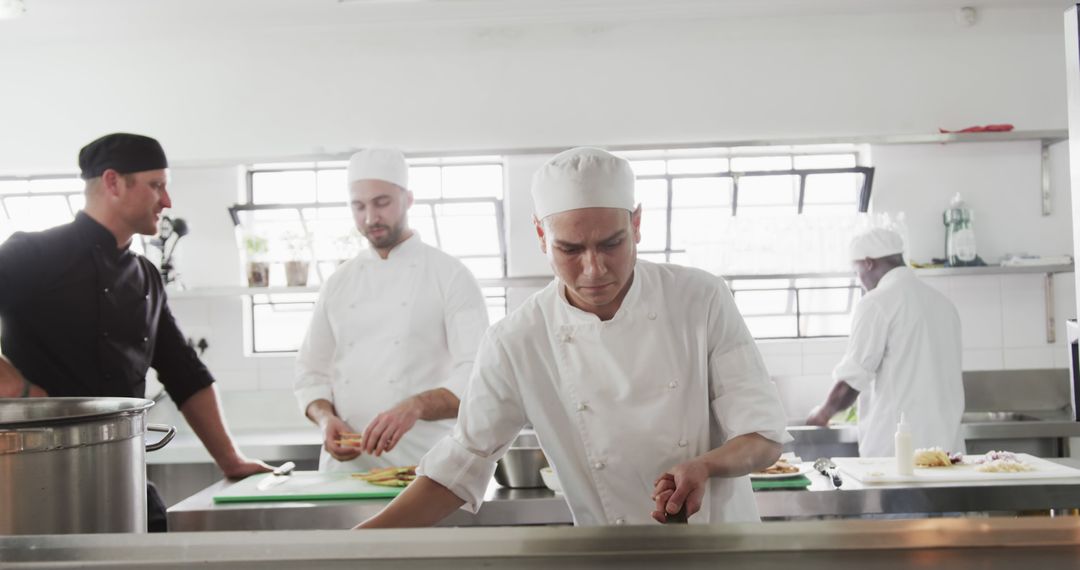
[78,133,168,180]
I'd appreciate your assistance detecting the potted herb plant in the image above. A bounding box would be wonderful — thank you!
[282,230,311,287]
[245,234,270,287]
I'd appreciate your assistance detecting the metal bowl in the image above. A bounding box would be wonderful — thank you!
[494,432,550,488]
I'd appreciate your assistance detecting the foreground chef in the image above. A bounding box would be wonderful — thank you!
[294,148,489,471]
[807,228,965,456]
[0,133,272,531]
[357,147,789,527]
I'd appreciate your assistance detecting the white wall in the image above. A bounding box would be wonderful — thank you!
[167,166,247,288]
[0,3,1070,172]
[872,141,1073,264]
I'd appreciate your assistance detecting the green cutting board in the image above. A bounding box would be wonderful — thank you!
[751,475,812,491]
[213,471,406,504]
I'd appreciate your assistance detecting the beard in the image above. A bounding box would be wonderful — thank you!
[137,212,161,236]
[362,219,406,249]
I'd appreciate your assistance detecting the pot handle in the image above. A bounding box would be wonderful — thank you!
[146,423,177,452]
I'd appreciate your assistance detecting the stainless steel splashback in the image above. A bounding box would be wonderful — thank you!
[962,369,1072,416]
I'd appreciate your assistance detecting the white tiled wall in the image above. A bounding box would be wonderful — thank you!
[763,272,1076,422]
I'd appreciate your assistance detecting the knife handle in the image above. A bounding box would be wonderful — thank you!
[666,504,689,524]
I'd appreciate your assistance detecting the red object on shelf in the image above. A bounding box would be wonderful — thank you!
[938,124,1015,134]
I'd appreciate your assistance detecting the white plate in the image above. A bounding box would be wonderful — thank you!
[749,463,813,480]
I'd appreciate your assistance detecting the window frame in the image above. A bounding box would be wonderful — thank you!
[626,149,873,339]
[236,159,510,354]
[634,165,874,262]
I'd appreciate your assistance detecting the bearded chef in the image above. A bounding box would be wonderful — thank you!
[293,148,490,471]
[355,147,790,527]
[807,228,965,457]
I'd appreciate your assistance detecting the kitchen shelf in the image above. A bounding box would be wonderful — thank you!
[170,263,1072,343]
[722,263,1074,281]
[170,264,1074,299]
[910,263,1074,278]
[168,276,555,299]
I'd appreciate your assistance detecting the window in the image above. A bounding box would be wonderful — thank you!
[236,158,508,353]
[728,276,862,340]
[0,176,147,255]
[0,177,86,241]
[618,146,873,338]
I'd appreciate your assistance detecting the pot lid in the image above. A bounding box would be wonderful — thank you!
[0,397,154,428]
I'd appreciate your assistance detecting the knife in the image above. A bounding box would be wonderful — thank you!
[665,503,689,524]
[813,458,843,488]
[256,461,296,491]
[827,459,844,488]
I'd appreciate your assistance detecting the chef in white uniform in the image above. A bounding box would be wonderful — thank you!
[294,148,490,472]
[356,147,790,528]
[807,228,965,457]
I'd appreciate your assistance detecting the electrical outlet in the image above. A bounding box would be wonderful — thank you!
[182,326,212,360]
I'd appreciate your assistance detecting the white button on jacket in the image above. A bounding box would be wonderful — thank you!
[294,235,489,471]
[419,260,791,526]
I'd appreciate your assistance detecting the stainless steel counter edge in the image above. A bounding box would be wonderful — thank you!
[4,518,1080,568]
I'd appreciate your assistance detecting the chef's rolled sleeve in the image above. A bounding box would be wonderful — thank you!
[418,330,527,511]
[417,437,499,513]
[707,280,792,445]
[832,300,888,393]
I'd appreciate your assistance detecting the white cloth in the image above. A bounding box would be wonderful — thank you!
[347,148,408,188]
[849,227,904,260]
[833,267,965,457]
[531,147,636,220]
[294,235,489,471]
[418,260,791,526]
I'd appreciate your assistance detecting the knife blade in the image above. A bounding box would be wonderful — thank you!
[256,461,296,491]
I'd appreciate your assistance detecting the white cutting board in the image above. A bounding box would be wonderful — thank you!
[833,454,1080,484]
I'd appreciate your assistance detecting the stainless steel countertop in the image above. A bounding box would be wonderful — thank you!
[7,518,1080,569]
[755,457,1080,519]
[168,459,1080,530]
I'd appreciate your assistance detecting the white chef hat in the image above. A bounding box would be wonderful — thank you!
[531,147,636,220]
[347,148,408,189]
[849,227,905,260]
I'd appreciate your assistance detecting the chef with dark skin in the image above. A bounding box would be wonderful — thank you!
[0,133,272,532]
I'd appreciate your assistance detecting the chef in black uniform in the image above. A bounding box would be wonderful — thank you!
[0,133,272,531]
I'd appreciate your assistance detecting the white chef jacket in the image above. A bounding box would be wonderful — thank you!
[418,260,791,526]
[294,235,489,471]
[833,266,965,457]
